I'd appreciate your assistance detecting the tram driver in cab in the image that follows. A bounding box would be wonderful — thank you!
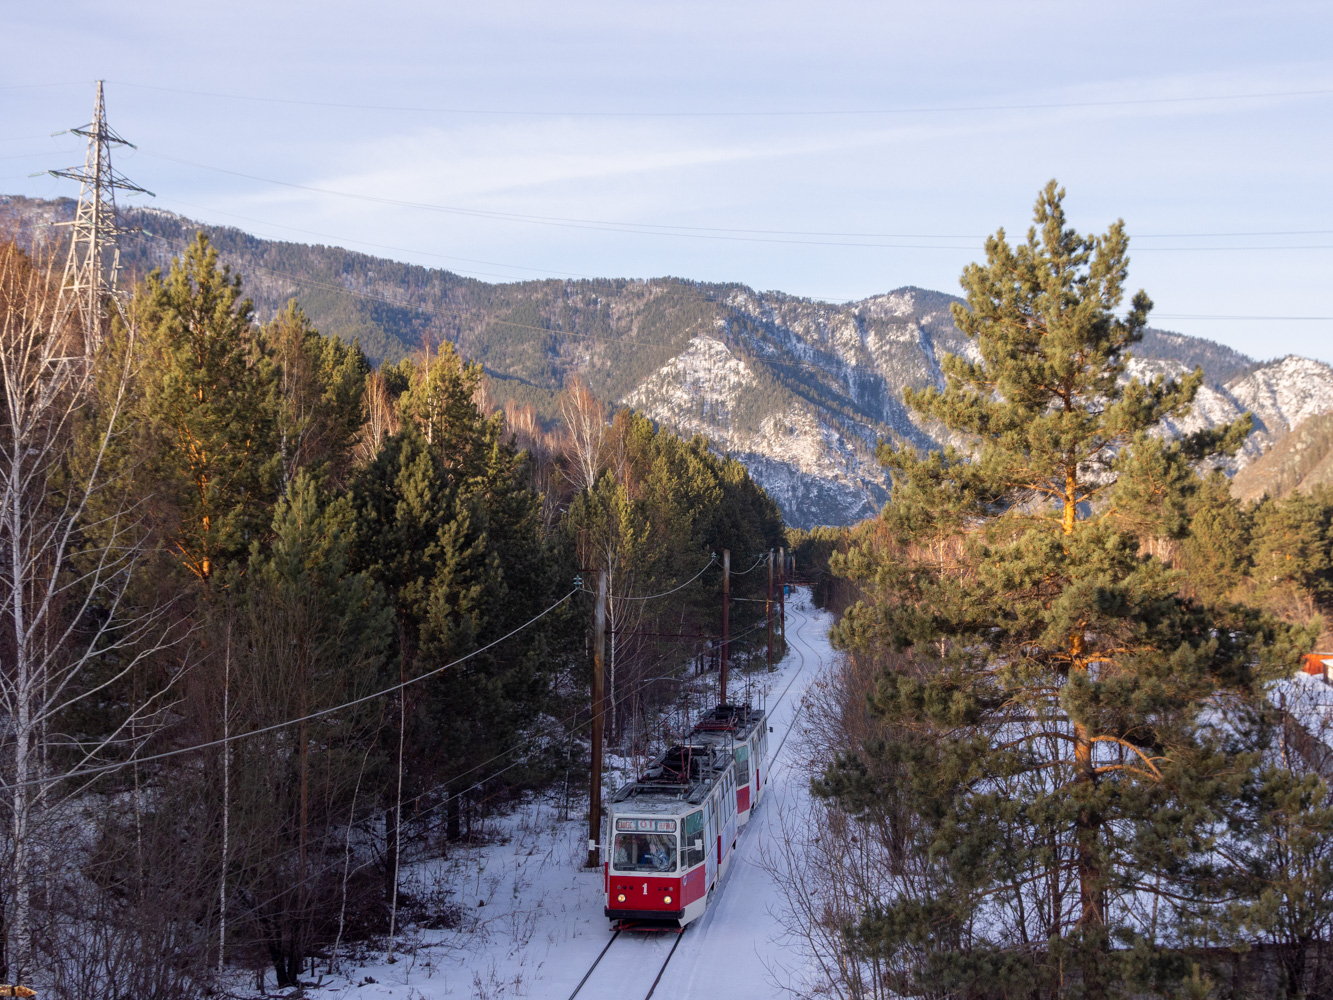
[612,830,677,873]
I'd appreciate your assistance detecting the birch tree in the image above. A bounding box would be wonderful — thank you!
[560,377,607,495]
[0,241,184,981]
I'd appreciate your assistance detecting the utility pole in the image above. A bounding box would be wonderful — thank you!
[766,549,774,672]
[720,549,730,705]
[778,546,786,637]
[48,80,152,356]
[587,570,607,868]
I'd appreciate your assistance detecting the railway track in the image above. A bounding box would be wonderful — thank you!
[767,600,815,764]
[565,928,684,1000]
[568,594,819,1000]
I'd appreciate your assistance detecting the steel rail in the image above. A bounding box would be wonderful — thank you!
[770,599,815,764]
[569,588,818,1000]
[566,930,621,1000]
[643,933,685,999]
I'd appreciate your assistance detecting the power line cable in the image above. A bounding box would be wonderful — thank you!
[134,151,981,250]
[78,168,1333,244]
[195,655,697,893]
[131,150,1333,253]
[0,588,578,792]
[219,619,780,917]
[601,555,718,602]
[152,196,604,280]
[728,552,771,576]
[122,579,807,916]
[107,79,1333,118]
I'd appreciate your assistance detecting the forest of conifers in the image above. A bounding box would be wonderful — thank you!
[781,185,1333,1000]
[0,231,785,995]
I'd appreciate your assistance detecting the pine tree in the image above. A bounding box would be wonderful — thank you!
[224,472,391,988]
[125,232,280,582]
[1178,470,1251,604]
[264,300,369,489]
[1250,486,1333,610]
[825,182,1312,997]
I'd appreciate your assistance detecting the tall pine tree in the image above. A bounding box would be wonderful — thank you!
[124,233,280,582]
[825,182,1311,997]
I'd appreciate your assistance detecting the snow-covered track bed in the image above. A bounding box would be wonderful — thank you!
[566,929,683,1000]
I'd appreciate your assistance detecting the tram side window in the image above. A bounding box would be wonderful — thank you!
[734,744,750,785]
[683,810,705,867]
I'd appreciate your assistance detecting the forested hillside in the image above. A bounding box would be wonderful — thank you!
[0,195,1283,529]
[0,232,785,995]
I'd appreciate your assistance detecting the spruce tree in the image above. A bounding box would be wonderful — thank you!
[348,343,553,844]
[825,182,1312,997]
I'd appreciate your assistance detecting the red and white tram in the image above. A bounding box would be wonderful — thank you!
[689,702,769,827]
[603,742,739,928]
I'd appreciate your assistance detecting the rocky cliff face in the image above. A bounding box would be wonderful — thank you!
[621,286,1318,527]
[4,195,1325,528]
[625,334,890,525]
[1146,355,1333,469]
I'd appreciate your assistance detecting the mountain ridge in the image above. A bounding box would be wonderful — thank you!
[2,194,1321,527]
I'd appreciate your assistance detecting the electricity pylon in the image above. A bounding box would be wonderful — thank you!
[49,80,152,355]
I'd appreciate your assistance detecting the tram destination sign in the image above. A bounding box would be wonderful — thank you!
[616,818,676,832]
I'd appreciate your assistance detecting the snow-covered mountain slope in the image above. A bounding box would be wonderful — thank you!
[616,287,970,527]
[1145,354,1333,467]
[7,196,1319,528]
[617,285,1328,527]
[626,336,888,525]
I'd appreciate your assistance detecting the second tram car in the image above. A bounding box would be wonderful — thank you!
[603,742,739,928]
[690,702,768,827]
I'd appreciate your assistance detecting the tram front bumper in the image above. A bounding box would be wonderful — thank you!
[606,906,684,921]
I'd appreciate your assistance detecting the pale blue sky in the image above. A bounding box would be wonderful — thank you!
[3,1,1330,361]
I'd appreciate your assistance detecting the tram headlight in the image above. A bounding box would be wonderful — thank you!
[617,893,626,903]
[664,895,672,904]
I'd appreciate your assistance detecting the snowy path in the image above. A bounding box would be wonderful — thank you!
[316,588,833,1000]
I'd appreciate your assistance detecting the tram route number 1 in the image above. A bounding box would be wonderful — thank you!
[643,882,648,895]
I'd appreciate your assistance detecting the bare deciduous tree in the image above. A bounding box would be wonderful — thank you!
[0,242,185,981]
[355,370,399,466]
[560,377,607,495]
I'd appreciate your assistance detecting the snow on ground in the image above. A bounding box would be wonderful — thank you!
[291,588,835,1000]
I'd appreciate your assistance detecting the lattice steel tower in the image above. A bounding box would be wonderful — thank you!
[49,80,152,354]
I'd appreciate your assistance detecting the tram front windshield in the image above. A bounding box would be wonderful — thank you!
[612,832,679,873]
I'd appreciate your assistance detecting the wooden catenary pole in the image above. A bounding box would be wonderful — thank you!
[766,549,774,672]
[587,570,607,868]
[720,549,730,704]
